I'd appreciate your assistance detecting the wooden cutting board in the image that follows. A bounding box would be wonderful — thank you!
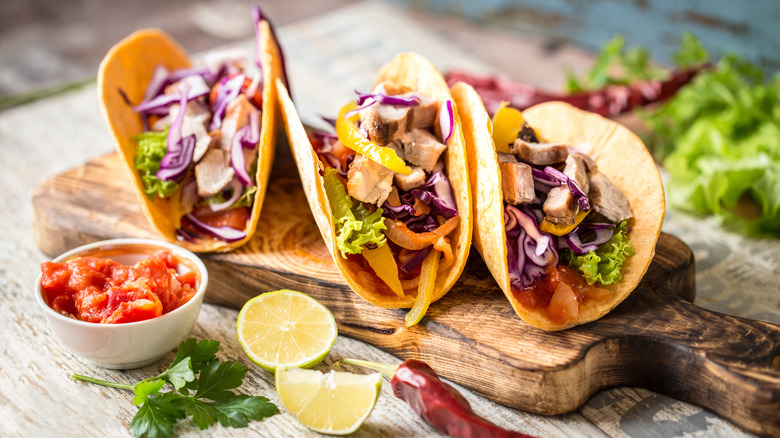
[32,146,780,437]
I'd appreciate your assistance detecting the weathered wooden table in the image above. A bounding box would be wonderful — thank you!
[2,3,778,437]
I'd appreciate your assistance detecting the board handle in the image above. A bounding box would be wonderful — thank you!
[622,292,780,438]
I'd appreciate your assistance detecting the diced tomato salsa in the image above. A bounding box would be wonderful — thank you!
[40,250,198,324]
[513,264,610,325]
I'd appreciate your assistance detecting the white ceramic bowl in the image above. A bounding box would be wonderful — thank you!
[35,238,208,369]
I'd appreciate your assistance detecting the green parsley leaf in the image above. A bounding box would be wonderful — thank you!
[72,338,278,438]
[194,360,248,402]
[129,392,186,438]
[133,379,166,406]
[212,395,280,428]
[158,358,194,391]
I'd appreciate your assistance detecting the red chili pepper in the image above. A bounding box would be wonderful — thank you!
[444,67,705,118]
[337,358,539,438]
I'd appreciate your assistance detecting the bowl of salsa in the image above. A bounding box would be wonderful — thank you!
[35,238,208,369]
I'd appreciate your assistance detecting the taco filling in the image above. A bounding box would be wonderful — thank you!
[495,106,634,326]
[313,82,460,324]
[131,55,260,244]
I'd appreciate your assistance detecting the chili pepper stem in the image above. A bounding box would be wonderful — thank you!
[334,358,398,379]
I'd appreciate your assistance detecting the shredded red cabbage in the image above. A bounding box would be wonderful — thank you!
[504,204,558,289]
[438,100,454,143]
[559,223,615,255]
[356,90,421,106]
[209,74,245,131]
[133,75,209,114]
[410,170,458,219]
[157,84,194,181]
[543,166,591,211]
[400,246,434,275]
[183,213,247,242]
[157,135,195,181]
[382,191,438,233]
[345,90,421,119]
[231,126,254,187]
[144,65,171,102]
[209,178,243,212]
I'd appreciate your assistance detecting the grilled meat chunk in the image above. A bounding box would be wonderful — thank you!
[512,139,568,165]
[564,153,591,194]
[498,153,534,205]
[589,172,633,222]
[394,166,426,191]
[360,103,410,146]
[543,154,591,225]
[408,95,438,129]
[347,154,394,206]
[398,129,447,172]
[195,149,235,197]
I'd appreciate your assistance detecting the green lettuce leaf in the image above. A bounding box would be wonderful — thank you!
[323,168,387,256]
[133,128,179,199]
[564,221,635,285]
[646,52,780,237]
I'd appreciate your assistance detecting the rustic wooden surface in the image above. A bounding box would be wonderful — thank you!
[4,2,780,437]
[32,143,780,437]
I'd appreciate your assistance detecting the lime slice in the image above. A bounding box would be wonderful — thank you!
[276,368,381,435]
[237,289,337,372]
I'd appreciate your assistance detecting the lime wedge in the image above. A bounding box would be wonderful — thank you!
[237,289,337,372]
[276,368,381,435]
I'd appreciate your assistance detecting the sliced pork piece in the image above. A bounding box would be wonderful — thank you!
[563,153,591,194]
[394,166,426,191]
[195,149,235,197]
[347,154,394,206]
[498,153,534,205]
[408,95,438,129]
[512,139,568,165]
[398,129,447,172]
[543,186,577,225]
[543,153,591,225]
[219,95,256,151]
[589,172,633,222]
[360,103,410,146]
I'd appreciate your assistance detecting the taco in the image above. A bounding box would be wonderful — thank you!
[97,7,284,252]
[451,82,664,331]
[277,53,472,325]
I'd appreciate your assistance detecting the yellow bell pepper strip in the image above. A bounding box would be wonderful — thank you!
[491,101,525,154]
[404,249,439,326]
[362,243,405,298]
[540,209,591,236]
[336,101,412,175]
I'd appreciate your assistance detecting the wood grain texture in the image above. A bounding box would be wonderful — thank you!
[32,150,780,438]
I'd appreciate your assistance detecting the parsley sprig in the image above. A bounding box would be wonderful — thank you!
[72,338,278,438]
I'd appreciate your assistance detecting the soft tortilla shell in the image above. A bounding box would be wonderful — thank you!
[277,52,472,308]
[454,87,665,331]
[97,25,282,252]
